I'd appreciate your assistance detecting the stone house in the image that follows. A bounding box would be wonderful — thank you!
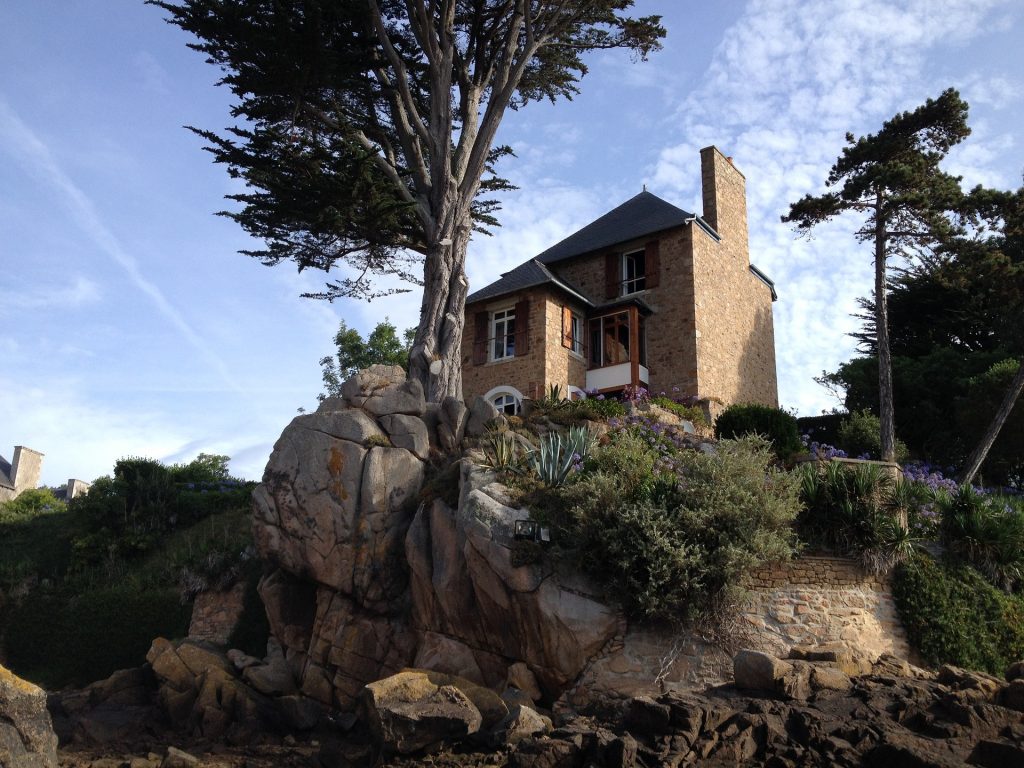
[461,146,779,416]
[0,445,90,503]
[0,446,44,503]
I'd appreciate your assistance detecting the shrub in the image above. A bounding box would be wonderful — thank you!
[553,432,800,621]
[797,461,928,572]
[5,584,191,688]
[893,552,1024,674]
[836,409,910,463]
[938,485,1024,591]
[714,404,802,461]
[650,395,707,426]
[0,488,65,522]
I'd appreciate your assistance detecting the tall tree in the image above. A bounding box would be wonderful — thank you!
[949,185,1024,484]
[783,89,969,462]
[152,0,665,401]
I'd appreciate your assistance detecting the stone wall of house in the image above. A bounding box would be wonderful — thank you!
[462,289,591,406]
[692,148,778,411]
[552,227,702,397]
[566,555,908,709]
[461,289,548,404]
[539,293,589,396]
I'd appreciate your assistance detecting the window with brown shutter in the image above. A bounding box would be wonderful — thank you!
[644,240,660,289]
[561,305,573,349]
[513,299,530,356]
[472,310,488,365]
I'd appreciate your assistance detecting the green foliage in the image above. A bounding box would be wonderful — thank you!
[894,552,1024,674]
[319,319,415,401]
[153,1,665,302]
[169,452,231,484]
[4,584,191,688]
[0,488,65,522]
[527,426,595,489]
[551,433,800,622]
[797,461,928,572]
[548,397,627,425]
[650,396,707,426]
[479,429,524,475]
[938,485,1024,591]
[836,409,910,463]
[714,403,802,461]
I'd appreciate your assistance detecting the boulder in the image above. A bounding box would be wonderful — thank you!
[496,704,550,746]
[242,640,297,696]
[465,396,499,437]
[437,396,468,452]
[278,694,322,731]
[1007,660,1024,683]
[359,670,483,755]
[364,379,427,417]
[788,643,873,676]
[506,663,543,703]
[380,414,431,459]
[160,746,199,768]
[339,364,407,405]
[733,650,810,700]
[0,664,59,768]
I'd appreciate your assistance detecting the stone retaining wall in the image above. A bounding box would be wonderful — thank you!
[565,555,910,709]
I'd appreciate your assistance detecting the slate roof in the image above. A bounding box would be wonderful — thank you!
[466,258,592,306]
[535,190,697,265]
[0,455,13,490]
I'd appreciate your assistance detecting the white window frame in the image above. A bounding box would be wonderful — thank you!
[569,311,584,356]
[484,385,524,415]
[622,249,646,295]
[491,307,516,361]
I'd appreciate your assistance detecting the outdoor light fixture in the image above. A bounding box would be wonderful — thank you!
[514,519,539,541]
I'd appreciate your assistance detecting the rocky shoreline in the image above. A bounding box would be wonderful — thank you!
[3,644,1015,767]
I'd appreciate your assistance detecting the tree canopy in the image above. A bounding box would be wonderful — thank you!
[152,0,665,400]
[819,183,1024,484]
[783,88,970,462]
[319,318,415,401]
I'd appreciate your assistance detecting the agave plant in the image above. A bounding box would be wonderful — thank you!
[528,425,595,488]
[479,429,522,474]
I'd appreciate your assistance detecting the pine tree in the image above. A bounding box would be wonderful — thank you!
[783,89,969,462]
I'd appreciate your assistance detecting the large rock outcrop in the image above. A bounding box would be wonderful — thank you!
[0,663,58,768]
[252,366,620,711]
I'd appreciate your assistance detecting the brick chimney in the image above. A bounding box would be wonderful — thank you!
[700,146,749,264]
[11,446,43,495]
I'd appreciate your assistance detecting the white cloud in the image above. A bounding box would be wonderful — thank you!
[648,0,1017,415]
[0,275,101,311]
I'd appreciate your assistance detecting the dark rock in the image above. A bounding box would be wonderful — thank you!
[1006,661,1024,683]
[0,663,59,768]
[969,739,1024,768]
[623,695,672,734]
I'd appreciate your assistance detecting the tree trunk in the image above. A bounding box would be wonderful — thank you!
[874,193,897,463]
[959,356,1024,486]
[408,221,470,403]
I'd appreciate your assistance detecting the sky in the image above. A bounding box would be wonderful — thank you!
[1,0,1022,487]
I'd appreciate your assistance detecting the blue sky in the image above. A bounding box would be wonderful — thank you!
[2,0,1022,486]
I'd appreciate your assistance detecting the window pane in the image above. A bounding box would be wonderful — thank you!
[590,320,601,367]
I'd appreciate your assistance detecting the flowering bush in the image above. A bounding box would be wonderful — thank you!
[537,428,800,622]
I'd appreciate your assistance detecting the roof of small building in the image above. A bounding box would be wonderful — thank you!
[466,258,592,306]
[0,456,13,489]
[535,190,697,265]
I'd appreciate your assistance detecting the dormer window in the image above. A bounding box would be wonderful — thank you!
[622,249,646,294]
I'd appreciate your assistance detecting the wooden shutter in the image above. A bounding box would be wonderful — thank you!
[472,310,488,365]
[645,240,660,289]
[561,306,573,349]
[514,299,530,356]
[605,252,619,299]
